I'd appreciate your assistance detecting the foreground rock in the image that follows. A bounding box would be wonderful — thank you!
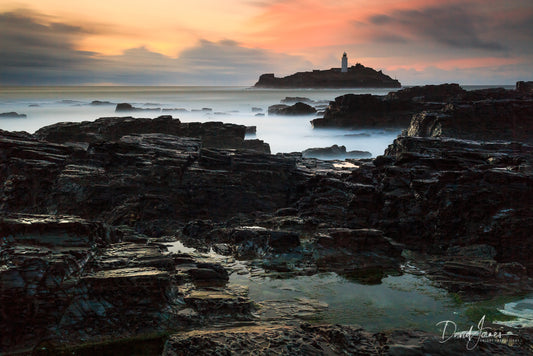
[0,213,253,353]
[163,323,532,355]
[2,101,533,353]
[517,81,533,94]
[381,136,533,276]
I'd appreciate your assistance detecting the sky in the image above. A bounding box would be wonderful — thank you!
[1,0,532,86]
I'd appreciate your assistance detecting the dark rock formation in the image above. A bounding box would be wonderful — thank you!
[385,83,466,102]
[267,104,288,114]
[0,111,27,118]
[1,115,290,351]
[34,115,270,153]
[517,81,533,94]
[254,63,401,88]
[312,82,533,129]
[268,102,317,115]
[115,103,161,112]
[302,144,372,159]
[381,137,533,279]
[311,93,418,128]
[90,100,114,106]
[281,96,313,104]
[406,100,533,143]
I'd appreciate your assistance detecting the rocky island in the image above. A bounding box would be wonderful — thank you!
[2,82,533,355]
[254,53,401,89]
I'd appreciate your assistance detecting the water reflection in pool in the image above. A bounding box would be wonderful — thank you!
[164,239,529,333]
[231,271,471,332]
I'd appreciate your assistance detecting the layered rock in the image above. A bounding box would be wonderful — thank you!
[381,136,533,270]
[0,214,116,350]
[163,323,532,356]
[34,115,269,152]
[406,100,533,143]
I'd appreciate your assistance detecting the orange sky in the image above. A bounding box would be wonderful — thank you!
[1,0,532,84]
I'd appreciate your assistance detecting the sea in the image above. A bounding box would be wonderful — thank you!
[0,85,515,157]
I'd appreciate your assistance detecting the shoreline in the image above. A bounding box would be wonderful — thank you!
[1,82,533,354]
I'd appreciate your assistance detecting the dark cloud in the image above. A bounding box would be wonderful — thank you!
[496,12,533,55]
[365,4,505,51]
[370,33,408,44]
[0,10,310,85]
[369,14,391,25]
[108,40,311,85]
[0,11,95,80]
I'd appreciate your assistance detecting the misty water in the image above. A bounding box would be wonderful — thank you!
[0,86,403,157]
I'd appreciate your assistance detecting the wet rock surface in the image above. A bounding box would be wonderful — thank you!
[2,93,533,354]
[163,323,533,356]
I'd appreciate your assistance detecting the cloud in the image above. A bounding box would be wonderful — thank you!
[99,40,312,85]
[0,11,95,70]
[0,10,311,85]
[2,3,532,86]
[364,4,505,51]
[368,14,391,25]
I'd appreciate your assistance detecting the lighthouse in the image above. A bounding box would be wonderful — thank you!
[341,52,348,72]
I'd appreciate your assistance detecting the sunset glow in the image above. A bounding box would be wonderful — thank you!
[1,0,532,85]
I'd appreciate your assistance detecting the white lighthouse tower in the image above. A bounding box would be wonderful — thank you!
[341,52,348,72]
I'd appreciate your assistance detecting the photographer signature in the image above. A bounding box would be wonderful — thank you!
[436,315,520,350]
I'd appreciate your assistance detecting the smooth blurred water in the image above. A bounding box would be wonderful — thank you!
[0,86,401,156]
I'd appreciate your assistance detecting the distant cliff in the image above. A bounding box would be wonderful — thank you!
[254,63,401,88]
